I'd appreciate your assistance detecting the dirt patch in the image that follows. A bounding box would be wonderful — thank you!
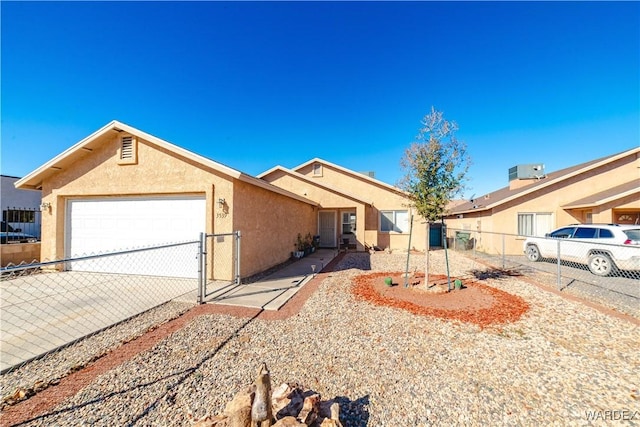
[352,272,530,328]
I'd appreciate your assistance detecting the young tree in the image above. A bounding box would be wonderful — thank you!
[399,106,471,285]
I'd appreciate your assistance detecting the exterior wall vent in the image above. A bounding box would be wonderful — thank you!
[121,136,134,159]
[118,135,138,165]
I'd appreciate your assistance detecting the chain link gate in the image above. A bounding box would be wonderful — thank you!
[198,231,241,303]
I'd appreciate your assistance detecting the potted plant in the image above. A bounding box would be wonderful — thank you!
[384,277,393,286]
[304,233,314,255]
[293,234,305,258]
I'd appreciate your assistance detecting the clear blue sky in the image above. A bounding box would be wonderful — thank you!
[2,1,638,199]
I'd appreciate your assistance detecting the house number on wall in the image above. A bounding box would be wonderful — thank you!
[216,212,228,219]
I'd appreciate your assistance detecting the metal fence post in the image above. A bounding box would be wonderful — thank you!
[473,231,477,257]
[556,239,562,290]
[198,232,205,304]
[235,230,241,285]
[502,233,506,269]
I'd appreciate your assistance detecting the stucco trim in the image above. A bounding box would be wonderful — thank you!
[237,174,318,206]
[259,165,373,205]
[264,157,409,196]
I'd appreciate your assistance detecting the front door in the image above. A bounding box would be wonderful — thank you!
[318,211,336,247]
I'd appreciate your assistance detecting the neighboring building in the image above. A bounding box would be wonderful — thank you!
[1,175,42,239]
[445,147,640,255]
[259,158,429,253]
[14,121,317,279]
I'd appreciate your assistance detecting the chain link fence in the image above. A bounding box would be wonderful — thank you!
[1,232,240,375]
[445,227,640,317]
[201,231,241,302]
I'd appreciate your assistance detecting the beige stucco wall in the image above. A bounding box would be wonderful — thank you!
[37,132,315,280]
[40,134,226,257]
[264,164,429,252]
[232,179,316,278]
[445,152,640,255]
[258,170,367,250]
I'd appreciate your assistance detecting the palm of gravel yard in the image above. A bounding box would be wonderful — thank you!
[352,272,530,328]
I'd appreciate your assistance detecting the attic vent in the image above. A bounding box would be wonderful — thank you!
[312,163,322,176]
[121,136,134,159]
[118,135,137,165]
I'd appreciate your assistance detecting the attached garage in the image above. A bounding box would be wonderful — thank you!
[66,196,206,255]
[65,196,206,277]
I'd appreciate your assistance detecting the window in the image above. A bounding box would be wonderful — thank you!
[597,228,614,238]
[585,212,593,224]
[549,227,576,239]
[118,135,137,164]
[380,210,408,233]
[312,163,322,176]
[342,212,356,234]
[574,227,597,238]
[517,213,552,236]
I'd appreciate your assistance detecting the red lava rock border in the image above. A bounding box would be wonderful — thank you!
[351,271,530,328]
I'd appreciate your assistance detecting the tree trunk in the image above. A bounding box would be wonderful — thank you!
[424,221,430,285]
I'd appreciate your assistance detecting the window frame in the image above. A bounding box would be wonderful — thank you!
[517,212,552,237]
[341,212,356,235]
[380,210,409,233]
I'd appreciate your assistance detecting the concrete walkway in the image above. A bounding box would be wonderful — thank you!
[203,249,338,310]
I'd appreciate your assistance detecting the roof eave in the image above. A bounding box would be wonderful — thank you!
[14,120,244,190]
[291,157,408,196]
[238,173,318,206]
[261,165,373,205]
[15,120,120,190]
[448,146,640,213]
[561,188,640,209]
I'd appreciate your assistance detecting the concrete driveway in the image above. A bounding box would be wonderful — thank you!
[1,271,197,371]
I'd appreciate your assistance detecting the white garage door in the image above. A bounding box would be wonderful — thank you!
[66,196,206,278]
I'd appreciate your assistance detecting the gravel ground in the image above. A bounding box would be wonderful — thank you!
[1,301,194,408]
[3,251,639,426]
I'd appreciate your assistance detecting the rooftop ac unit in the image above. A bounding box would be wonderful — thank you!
[508,164,545,180]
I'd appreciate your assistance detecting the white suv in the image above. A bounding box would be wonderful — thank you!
[523,224,640,276]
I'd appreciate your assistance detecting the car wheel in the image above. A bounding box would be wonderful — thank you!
[587,253,616,277]
[525,245,541,262]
